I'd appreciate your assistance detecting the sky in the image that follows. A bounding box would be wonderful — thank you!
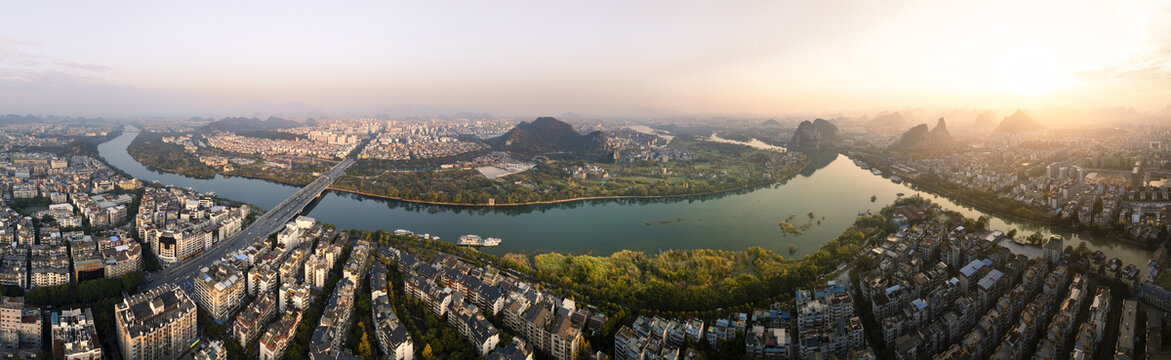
[1,0,1170,118]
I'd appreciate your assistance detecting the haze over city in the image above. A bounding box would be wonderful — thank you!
[3,0,1171,118]
[8,2,1171,360]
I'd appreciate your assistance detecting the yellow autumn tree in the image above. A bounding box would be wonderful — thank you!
[358,331,372,358]
[422,344,433,359]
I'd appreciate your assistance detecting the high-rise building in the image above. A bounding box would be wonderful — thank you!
[234,293,278,346]
[114,285,198,360]
[194,262,246,322]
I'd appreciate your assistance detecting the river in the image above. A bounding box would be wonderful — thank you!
[98,129,1152,265]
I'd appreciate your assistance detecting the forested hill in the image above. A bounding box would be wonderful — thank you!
[486,117,605,154]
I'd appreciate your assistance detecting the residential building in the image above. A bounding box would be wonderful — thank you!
[114,285,198,360]
[194,262,246,322]
[50,308,103,360]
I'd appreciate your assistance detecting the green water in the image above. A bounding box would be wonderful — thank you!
[100,130,1152,265]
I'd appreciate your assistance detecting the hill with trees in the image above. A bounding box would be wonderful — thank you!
[486,117,604,154]
[789,118,839,150]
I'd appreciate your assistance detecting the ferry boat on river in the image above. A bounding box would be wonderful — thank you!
[459,235,502,247]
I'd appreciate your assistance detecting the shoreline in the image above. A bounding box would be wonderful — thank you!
[132,158,801,208]
[904,178,1154,249]
[324,179,785,207]
[861,157,1155,250]
[123,134,811,207]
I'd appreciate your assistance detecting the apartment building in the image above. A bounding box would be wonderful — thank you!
[114,285,198,360]
[0,297,41,350]
[234,293,278,346]
[194,262,246,322]
[50,308,103,360]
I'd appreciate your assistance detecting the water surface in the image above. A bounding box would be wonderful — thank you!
[100,129,1152,265]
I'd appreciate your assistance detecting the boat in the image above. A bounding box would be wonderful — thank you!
[890,175,902,184]
[459,235,484,246]
[459,235,500,247]
[872,169,883,176]
[897,193,905,197]
[394,229,413,236]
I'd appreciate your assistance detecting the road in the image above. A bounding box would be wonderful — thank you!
[142,158,355,290]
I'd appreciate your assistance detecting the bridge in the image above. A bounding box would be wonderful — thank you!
[142,158,355,290]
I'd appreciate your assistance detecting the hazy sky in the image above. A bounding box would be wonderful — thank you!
[2,1,1170,118]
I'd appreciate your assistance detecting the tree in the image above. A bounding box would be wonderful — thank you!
[1026,232,1045,245]
[1006,229,1017,239]
[422,344,433,359]
[974,216,990,231]
[121,271,146,292]
[357,330,372,358]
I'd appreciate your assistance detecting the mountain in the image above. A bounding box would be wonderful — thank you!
[761,119,781,126]
[869,112,912,129]
[929,117,950,140]
[892,124,930,150]
[0,114,44,125]
[0,114,107,125]
[199,116,300,133]
[789,118,839,149]
[891,118,951,151]
[973,111,999,131]
[487,117,604,154]
[994,110,1045,133]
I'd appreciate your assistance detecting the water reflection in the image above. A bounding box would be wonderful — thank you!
[99,129,1151,265]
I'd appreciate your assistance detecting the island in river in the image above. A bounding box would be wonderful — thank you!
[127,126,812,206]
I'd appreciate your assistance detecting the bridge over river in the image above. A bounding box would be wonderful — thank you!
[141,158,355,290]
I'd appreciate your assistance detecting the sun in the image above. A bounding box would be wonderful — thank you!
[1001,48,1069,97]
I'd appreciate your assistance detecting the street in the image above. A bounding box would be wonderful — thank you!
[142,158,354,290]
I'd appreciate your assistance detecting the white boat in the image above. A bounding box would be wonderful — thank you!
[483,237,502,247]
[459,235,501,247]
[872,169,883,176]
[394,229,413,236]
[459,235,483,246]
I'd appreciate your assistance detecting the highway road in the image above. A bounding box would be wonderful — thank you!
[142,158,355,290]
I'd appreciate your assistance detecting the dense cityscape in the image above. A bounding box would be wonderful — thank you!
[0,113,1168,360]
[5,1,1171,359]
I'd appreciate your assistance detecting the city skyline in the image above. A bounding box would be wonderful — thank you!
[2,0,1170,118]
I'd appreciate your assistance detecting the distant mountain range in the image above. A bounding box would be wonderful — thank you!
[892,118,952,151]
[868,112,912,129]
[994,110,1045,133]
[199,116,300,133]
[0,114,107,125]
[487,117,604,154]
[789,118,839,149]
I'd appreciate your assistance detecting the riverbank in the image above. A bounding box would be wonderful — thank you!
[126,131,217,179]
[906,176,1156,249]
[326,178,794,207]
[859,154,1157,250]
[131,155,810,207]
[128,132,812,206]
[102,128,1152,263]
